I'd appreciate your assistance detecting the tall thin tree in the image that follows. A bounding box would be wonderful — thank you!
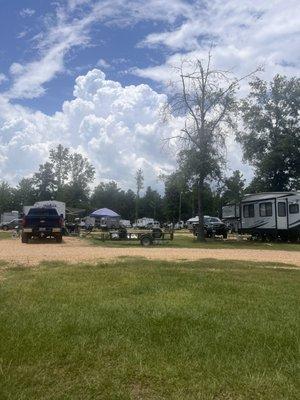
[135,168,144,222]
[164,52,257,241]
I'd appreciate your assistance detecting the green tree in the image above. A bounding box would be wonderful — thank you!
[140,186,163,220]
[222,170,245,204]
[165,54,252,240]
[14,178,37,209]
[69,153,95,188]
[163,171,190,222]
[91,181,123,212]
[64,152,95,207]
[33,162,56,200]
[49,144,70,197]
[91,183,137,220]
[0,181,15,213]
[237,75,300,191]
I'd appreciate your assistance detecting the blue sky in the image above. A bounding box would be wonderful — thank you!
[0,0,299,191]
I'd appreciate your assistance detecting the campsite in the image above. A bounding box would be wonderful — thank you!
[1,1,299,399]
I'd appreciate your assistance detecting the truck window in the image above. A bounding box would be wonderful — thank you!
[28,208,58,216]
[259,202,272,217]
[243,204,254,218]
[289,203,299,214]
[278,202,286,217]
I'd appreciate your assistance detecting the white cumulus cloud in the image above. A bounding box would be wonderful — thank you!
[0,70,178,190]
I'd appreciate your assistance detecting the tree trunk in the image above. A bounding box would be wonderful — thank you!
[197,179,206,242]
[135,192,139,222]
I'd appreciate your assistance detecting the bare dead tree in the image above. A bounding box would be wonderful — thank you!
[164,52,259,241]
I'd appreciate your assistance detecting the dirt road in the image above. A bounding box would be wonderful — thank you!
[0,237,299,267]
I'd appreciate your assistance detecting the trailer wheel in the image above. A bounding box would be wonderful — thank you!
[140,235,152,246]
[21,233,29,243]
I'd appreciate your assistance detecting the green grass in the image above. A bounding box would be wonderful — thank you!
[0,259,299,399]
[87,231,300,251]
[0,231,11,240]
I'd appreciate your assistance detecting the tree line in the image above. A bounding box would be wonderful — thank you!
[0,143,245,221]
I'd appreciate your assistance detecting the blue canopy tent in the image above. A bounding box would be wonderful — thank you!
[90,208,120,218]
[90,208,120,229]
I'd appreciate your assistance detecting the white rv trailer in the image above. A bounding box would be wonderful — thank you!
[33,201,66,219]
[233,192,300,241]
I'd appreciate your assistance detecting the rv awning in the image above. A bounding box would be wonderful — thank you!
[90,208,120,218]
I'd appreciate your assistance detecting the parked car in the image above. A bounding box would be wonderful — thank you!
[0,218,22,230]
[145,221,160,229]
[21,207,64,243]
[174,221,185,230]
[192,216,228,238]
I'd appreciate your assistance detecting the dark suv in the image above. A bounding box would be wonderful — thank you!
[193,216,228,238]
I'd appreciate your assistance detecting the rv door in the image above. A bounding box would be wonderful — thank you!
[277,199,288,230]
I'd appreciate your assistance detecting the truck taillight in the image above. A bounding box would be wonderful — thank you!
[59,217,63,227]
[22,217,26,227]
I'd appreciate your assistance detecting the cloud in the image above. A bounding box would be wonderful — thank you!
[97,58,110,69]
[0,70,177,190]
[136,0,300,84]
[20,8,35,18]
[0,74,7,85]
[3,0,193,101]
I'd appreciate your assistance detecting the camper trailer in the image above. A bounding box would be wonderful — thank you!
[223,192,300,241]
[33,201,66,219]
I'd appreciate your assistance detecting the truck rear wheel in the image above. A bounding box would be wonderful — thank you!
[55,234,63,243]
[21,233,29,243]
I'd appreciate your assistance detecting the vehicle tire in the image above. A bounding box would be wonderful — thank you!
[21,233,29,243]
[140,235,152,246]
[56,234,63,243]
[288,233,299,243]
[223,232,228,239]
[2,225,8,231]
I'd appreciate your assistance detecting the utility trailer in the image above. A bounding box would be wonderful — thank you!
[223,192,300,242]
[98,227,174,246]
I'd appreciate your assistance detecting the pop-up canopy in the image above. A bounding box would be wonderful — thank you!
[90,208,120,218]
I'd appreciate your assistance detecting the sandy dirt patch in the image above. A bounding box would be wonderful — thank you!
[0,237,299,267]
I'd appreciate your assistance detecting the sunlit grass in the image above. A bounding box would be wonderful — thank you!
[0,258,299,399]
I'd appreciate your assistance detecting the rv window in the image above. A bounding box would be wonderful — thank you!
[243,204,254,218]
[259,202,272,217]
[289,203,299,214]
[278,202,286,217]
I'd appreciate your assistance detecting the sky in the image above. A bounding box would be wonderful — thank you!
[0,0,299,192]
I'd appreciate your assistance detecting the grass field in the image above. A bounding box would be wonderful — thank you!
[88,231,300,251]
[0,231,12,240]
[0,259,299,399]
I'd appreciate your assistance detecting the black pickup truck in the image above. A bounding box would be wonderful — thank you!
[21,207,63,243]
